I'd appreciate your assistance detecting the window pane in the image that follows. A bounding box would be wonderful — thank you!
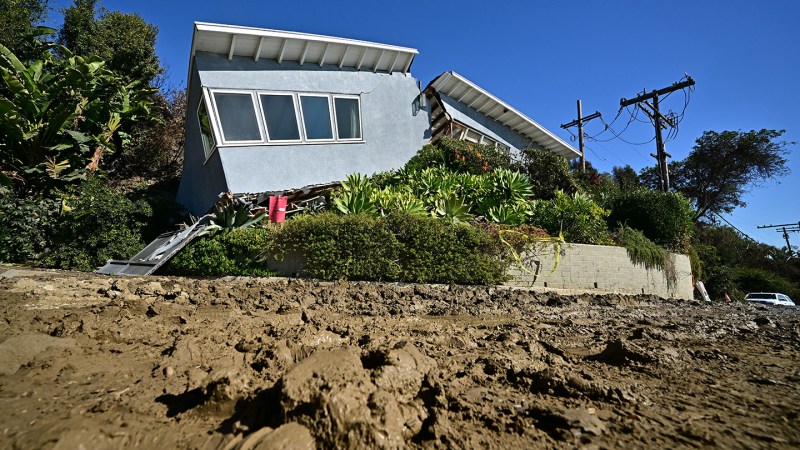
[260,94,300,141]
[300,96,333,140]
[465,129,481,143]
[198,99,215,158]
[334,97,361,139]
[213,92,261,141]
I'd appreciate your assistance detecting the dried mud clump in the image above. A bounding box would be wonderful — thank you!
[1,269,799,449]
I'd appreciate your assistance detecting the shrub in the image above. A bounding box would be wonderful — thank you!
[270,212,509,284]
[528,191,611,245]
[606,189,694,252]
[0,192,58,263]
[404,137,511,175]
[384,212,508,284]
[513,147,579,199]
[41,178,154,271]
[162,228,277,277]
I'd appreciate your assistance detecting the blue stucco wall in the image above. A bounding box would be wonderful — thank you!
[183,52,430,209]
[176,63,231,215]
[438,93,546,156]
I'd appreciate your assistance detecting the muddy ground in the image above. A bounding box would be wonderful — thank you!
[0,267,799,449]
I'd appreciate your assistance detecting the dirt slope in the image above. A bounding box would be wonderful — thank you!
[0,268,798,449]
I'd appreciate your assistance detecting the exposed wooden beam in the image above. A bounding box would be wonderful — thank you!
[456,86,471,103]
[476,99,494,113]
[373,49,385,73]
[467,95,484,109]
[486,104,503,117]
[319,43,329,67]
[431,111,446,126]
[254,36,265,62]
[355,48,367,71]
[228,35,237,60]
[387,51,400,75]
[401,54,413,73]
[338,45,350,69]
[298,41,310,66]
[276,38,288,64]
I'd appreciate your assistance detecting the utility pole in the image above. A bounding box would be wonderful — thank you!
[757,222,800,256]
[620,76,695,191]
[561,100,601,173]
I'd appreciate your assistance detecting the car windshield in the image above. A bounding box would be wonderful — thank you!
[747,293,777,300]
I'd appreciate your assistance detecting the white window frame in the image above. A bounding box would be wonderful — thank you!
[208,89,265,146]
[202,88,365,147]
[298,94,336,143]
[257,91,303,144]
[198,91,219,163]
[332,95,364,141]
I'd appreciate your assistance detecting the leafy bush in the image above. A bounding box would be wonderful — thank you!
[404,137,511,175]
[271,213,402,281]
[528,191,611,245]
[270,212,509,284]
[606,189,694,252]
[162,228,277,277]
[40,178,152,271]
[0,192,58,263]
[513,147,579,200]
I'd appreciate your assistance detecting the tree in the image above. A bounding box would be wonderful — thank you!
[0,0,52,61]
[112,88,187,182]
[0,43,151,195]
[612,165,640,191]
[640,130,792,222]
[58,0,162,87]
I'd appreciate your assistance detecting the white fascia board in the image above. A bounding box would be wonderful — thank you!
[194,22,419,59]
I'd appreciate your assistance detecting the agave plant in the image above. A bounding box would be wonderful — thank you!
[487,202,530,226]
[333,190,378,215]
[492,169,534,202]
[432,194,473,223]
[201,200,267,235]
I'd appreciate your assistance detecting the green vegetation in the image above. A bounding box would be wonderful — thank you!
[269,212,510,284]
[163,228,276,278]
[606,189,694,252]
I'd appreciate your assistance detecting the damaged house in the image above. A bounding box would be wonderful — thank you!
[176,22,578,215]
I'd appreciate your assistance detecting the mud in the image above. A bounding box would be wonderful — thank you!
[1,267,799,449]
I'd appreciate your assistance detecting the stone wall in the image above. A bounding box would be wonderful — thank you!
[504,243,693,299]
[265,243,694,300]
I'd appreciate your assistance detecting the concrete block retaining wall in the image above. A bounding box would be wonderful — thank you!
[266,243,694,300]
[504,243,693,299]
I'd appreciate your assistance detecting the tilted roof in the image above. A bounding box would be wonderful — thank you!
[428,71,579,158]
[191,22,418,74]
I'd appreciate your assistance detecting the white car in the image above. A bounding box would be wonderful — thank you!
[745,292,796,306]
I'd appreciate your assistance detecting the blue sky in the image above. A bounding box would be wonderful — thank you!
[46,0,800,250]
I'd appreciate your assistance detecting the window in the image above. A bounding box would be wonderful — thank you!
[212,92,262,142]
[300,95,334,140]
[442,120,511,153]
[204,89,363,147]
[334,96,362,140]
[197,99,216,159]
[260,94,300,141]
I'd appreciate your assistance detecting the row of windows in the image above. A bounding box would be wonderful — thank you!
[198,89,363,159]
[448,121,510,152]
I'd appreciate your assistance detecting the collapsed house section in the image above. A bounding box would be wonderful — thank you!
[425,71,580,159]
[176,23,431,216]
